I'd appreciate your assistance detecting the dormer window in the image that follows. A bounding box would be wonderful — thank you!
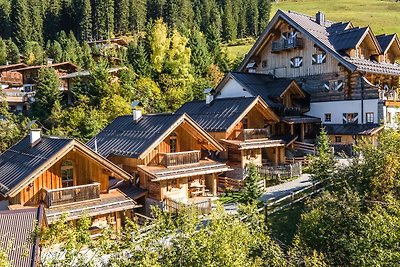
[290,57,303,68]
[312,53,326,64]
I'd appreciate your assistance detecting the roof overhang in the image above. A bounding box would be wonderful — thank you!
[281,116,321,124]
[138,114,225,159]
[279,80,306,99]
[5,139,132,198]
[238,9,357,72]
[355,27,382,55]
[138,161,231,181]
[221,138,285,150]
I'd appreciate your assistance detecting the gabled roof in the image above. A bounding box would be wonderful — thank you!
[176,96,279,133]
[0,63,27,72]
[0,135,132,197]
[376,33,400,54]
[324,123,383,136]
[59,67,127,80]
[239,10,400,75]
[12,62,78,73]
[87,113,224,159]
[0,206,44,267]
[220,72,305,108]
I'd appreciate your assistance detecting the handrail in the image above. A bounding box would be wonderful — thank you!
[45,182,101,193]
[159,150,201,156]
[44,182,101,207]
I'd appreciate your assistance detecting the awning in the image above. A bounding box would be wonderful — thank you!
[221,138,285,150]
[138,160,231,181]
[281,116,321,124]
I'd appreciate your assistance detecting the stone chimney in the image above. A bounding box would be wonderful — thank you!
[316,11,325,25]
[30,129,41,147]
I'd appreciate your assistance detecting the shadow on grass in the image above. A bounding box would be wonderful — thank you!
[268,202,305,246]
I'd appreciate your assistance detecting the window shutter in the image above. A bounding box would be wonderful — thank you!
[312,54,317,65]
[298,57,303,67]
[324,82,330,91]
[290,58,294,68]
[336,80,344,91]
[321,53,326,63]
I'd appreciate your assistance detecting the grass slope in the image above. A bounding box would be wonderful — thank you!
[229,0,400,58]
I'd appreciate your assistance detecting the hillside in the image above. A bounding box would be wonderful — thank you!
[230,0,400,58]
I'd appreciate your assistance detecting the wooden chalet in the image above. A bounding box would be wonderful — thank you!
[87,111,230,214]
[238,10,400,150]
[176,96,299,180]
[0,130,139,232]
[0,63,29,112]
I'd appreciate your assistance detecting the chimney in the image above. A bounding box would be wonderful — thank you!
[203,88,215,105]
[131,101,142,123]
[316,11,325,25]
[30,129,41,147]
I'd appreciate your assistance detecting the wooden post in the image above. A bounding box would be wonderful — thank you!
[274,147,278,166]
[290,124,294,135]
[212,173,217,196]
[300,123,305,141]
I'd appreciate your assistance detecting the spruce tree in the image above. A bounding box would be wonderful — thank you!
[258,0,271,35]
[114,0,129,35]
[11,0,30,48]
[127,40,150,77]
[246,0,259,37]
[189,30,212,75]
[28,0,44,45]
[0,0,12,39]
[222,0,237,42]
[79,0,92,41]
[242,163,262,204]
[44,0,62,41]
[129,0,147,32]
[0,39,7,65]
[6,39,19,63]
[93,0,114,39]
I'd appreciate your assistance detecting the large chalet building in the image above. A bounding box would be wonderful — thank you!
[235,10,400,147]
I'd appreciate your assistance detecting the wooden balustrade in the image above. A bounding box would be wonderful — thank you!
[160,150,201,167]
[44,183,100,207]
[236,128,271,140]
[272,37,302,52]
[164,198,212,215]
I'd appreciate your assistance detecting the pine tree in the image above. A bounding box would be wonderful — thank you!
[222,0,237,42]
[28,0,44,45]
[189,30,212,75]
[48,41,63,62]
[93,0,114,39]
[246,0,259,37]
[114,0,129,35]
[0,0,12,39]
[44,0,62,41]
[147,0,165,19]
[0,39,7,65]
[31,67,62,119]
[6,39,19,63]
[11,0,30,48]
[206,24,221,62]
[127,40,150,77]
[258,0,271,35]
[242,163,262,204]
[129,0,147,33]
[79,0,92,41]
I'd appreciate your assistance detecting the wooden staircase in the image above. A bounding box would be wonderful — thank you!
[293,141,316,154]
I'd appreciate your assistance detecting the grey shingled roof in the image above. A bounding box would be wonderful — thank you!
[324,124,383,135]
[228,72,293,107]
[176,97,257,132]
[240,10,400,75]
[87,113,187,158]
[0,136,73,197]
[376,34,396,53]
[0,207,42,267]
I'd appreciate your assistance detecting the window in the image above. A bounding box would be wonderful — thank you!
[169,133,177,153]
[335,136,342,143]
[261,60,267,68]
[324,113,331,122]
[242,117,248,129]
[366,112,374,124]
[290,57,303,68]
[312,53,326,64]
[61,160,74,187]
[324,80,344,91]
[343,113,358,124]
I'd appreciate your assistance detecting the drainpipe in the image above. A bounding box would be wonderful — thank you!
[360,76,364,124]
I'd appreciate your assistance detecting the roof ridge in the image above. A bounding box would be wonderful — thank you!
[286,10,337,25]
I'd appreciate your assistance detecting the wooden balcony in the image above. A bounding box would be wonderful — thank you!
[159,150,201,167]
[164,197,212,215]
[237,128,272,141]
[271,37,303,53]
[44,183,100,208]
[379,90,399,101]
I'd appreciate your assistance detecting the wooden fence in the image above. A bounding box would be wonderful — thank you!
[293,141,316,154]
[164,198,212,215]
[217,177,244,192]
[253,162,302,181]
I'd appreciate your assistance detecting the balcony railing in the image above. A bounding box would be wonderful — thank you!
[272,37,303,52]
[379,90,399,101]
[237,128,272,141]
[159,150,201,167]
[44,183,100,207]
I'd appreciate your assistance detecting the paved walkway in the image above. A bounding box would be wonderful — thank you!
[223,174,312,214]
[259,174,312,202]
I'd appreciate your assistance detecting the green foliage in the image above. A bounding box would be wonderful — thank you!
[308,128,336,181]
[242,163,262,204]
[0,38,7,64]
[6,39,20,63]
[0,249,11,267]
[31,68,62,120]
[24,41,44,65]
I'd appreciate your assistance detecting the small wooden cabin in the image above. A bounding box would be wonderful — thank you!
[0,130,138,232]
[177,96,292,179]
[88,112,229,214]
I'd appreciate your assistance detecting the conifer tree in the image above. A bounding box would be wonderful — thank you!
[309,128,336,181]
[11,0,30,48]
[222,0,237,42]
[242,163,262,204]
[246,0,259,36]
[258,0,271,34]
[0,39,7,65]
[129,0,147,32]
[127,41,150,77]
[93,0,114,39]
[189,30,212,75]
[0,0,12,39]
[28,0,44,45]
[6,39,19,63]
[114,0,129,35]
[44,0,62,41]
[79,0,92,41]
